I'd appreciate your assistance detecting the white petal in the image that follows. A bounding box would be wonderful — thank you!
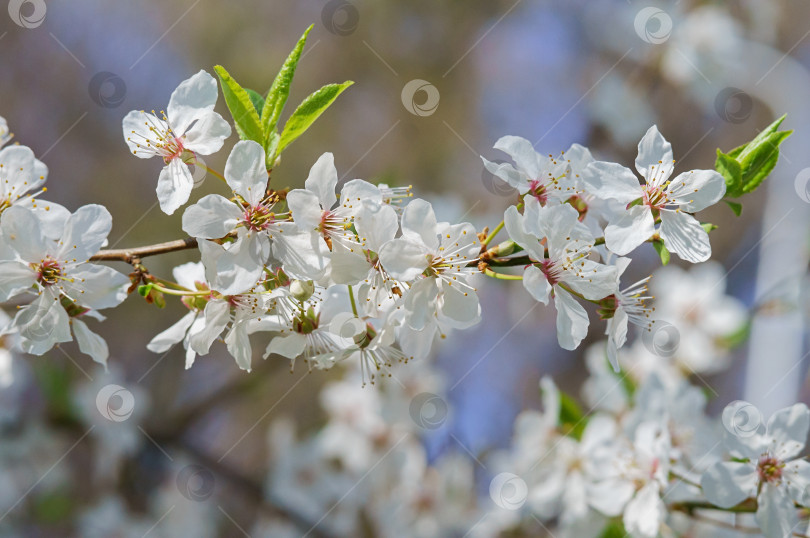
[0,145,42,198]
[15,291,72,354]
[270,225,329,281]
[606,307,628,371]
[766,403,810,460]
[523,265,551,304]
[440,279,480,328]
[56,204,113,262]
[182,110,231,156]
[122,110,165,159]
[659,210,711,263]
[23,200,70,241]
[700,461,757,508]
[172,261,207,290]
[0,204,49,261]
[72,318,109,368]
[64,264,129,310]
[264,333,306,360]
[329,251,371,285]
[223,140,267,206]
[338,179,382,214]
[587,479,635,516]
[378,238,431,281]
[354,201,398,252]
[200,233,268,294]
[481,157,528,193]
[622,483,664,538]
[156,159,194,215]
[286,189,324,230]
[0,261,35,301]
[402,277,439,331]
[666,169,726,212]
[604,205,655,256]
[182,194,241,239]
[167,70,218,135]
[504,205,544,260]
[225,322,252,372]
[304,152,338,210]
[400,198,439,251]
[553,288,589,350]
[493,135,542,178]
[786,459,810,505]
[563,260,617,300]
[147,311,197,353]
[189,300,230,355]
[756,483,799,538]
[582,161,642,205]
[635,125,673,181]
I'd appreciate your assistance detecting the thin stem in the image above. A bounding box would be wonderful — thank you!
[201,163,227,184]
[347,285,359,316]
[90,237,199,264]
[482,220,505,247]
[483,267,523,280]
[149,283,209,297]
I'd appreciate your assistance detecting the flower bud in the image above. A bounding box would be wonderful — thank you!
[290,279,315,302]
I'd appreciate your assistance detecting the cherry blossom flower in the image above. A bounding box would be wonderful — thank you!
[378,198,481,331]
[0,205,129,365]
[481,136,582,204]
[123,70,231,215]
[286,152,382,250]
[583,125,726,262]
[0,143,69,239]
[589,421,672,538]
[599,257,654,370]
[701,402,810,538]
[504,198,616,349]
[182,140,329,293]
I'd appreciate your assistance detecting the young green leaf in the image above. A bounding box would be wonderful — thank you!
[701,222,718,234]
[715,114,792,198]
[724,200,742,216]
[262,25,313,139]
[276,81,354,155]
[214,65,264,144]
[715,149,743,197]
[652,239,670,265]
[244,88,266,115]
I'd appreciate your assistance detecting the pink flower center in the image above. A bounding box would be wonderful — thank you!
[757,455,784,484]
[539,259,560,286]
[528,179,548,205]
[32,258,63,286]
[243,204,274,232]
[642,184,668,210]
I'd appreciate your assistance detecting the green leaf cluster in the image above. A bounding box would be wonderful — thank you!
[715,114,792,215]
[214,25,353,170]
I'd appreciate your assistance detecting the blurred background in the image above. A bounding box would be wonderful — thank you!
[2,0,810,536]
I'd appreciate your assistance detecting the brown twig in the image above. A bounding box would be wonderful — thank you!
[89,237,199,264]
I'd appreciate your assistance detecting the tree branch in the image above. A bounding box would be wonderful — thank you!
[89,237,199,264]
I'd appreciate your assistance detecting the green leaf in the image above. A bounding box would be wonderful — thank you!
[262,25,313,139]
[652,239,670,265]
[265,130,281,168]
[739,130,791,194]
[716,114,792,197]
[277,81,354,155]
[137,283,153,297]
[558,391,586,440]
[724,199,742,216]
[599,520,627,538]
[701,222,718,234]
[245,88,266,116]
[214,65,264,143]
[715,149,743,197]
